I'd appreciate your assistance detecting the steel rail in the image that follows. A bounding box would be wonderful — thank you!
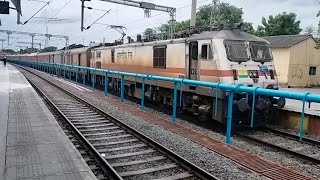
[26,76,123,180]
[234,131,320,164]
[262,127,320,147]
[19,65,219,180]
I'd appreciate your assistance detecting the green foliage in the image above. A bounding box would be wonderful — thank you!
[256,12,302,37]
[1,49,15,54]
[147,3,245,36]
[40,46,57,53]
[142,3,302,38]
[242,22,255,34]
[20,48,38,54]
[60,44,84,50]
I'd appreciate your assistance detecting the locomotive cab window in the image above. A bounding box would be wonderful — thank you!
[224,40,249,62]
[250,42,272,62]
[201,44,213,60]
[153,46,166,69]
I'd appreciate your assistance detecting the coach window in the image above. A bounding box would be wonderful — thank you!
[201,44,213,60]
[153,46,167,69]
[111,49,115,63]
[96,51,101,58]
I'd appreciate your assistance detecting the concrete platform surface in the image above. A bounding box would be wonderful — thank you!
[280,87,320,116]
[0,64,97,180]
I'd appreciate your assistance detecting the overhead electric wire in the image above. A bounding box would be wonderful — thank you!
[40,0,210,48]
[22,1,50,25]
[121,0,211,27]
[34,0,73,31]
[85,9,112,30]
[2,0,54,49]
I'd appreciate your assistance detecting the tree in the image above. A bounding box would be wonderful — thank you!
[143,28,159,39]
[21,48,38,54]
[257,12,302,37]
[40,46,57,53]
[242,22,255,34]
[1,49,15,54]
[305,25,315,35]
[149,2,245,35]
[196,3,243,27]
[60,44,84,50]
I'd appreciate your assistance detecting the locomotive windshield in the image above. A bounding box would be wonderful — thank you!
[250,42,272,62]
[224,40,250,62]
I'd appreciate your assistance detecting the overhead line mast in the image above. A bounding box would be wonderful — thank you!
[0,29,69,50]
[81,0,176,38]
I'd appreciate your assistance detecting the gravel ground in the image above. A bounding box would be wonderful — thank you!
[267,125,320,141]
[20,66,307,180]
[244,131,320,159]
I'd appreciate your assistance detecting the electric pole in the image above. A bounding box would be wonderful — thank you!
[83,0,176,38]
[190,0,197,28]
[81,0,85,31]
[210,0,219,30]
[0,39,5,51]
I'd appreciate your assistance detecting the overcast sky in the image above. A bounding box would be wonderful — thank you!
[0,0,319,50]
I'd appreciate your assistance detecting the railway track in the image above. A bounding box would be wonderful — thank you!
[235,127,320,164]
[20,67,218,180]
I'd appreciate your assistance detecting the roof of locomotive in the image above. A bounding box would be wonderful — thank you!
[93,29,268,51]
[188,29,268,42]
[36,47,91,56]
[64,47,91,54]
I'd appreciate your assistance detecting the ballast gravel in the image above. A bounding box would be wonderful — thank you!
[20,67,300,180]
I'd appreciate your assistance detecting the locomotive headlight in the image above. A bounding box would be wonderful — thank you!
[237,98,250,112]
[277,97,286,109]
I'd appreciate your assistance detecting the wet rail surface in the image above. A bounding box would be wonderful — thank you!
[20,67,218,180]
[235,127,320,164]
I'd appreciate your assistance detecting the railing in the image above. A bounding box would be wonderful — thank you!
[9,59,320,144]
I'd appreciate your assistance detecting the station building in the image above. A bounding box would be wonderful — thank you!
[264,34,320,87]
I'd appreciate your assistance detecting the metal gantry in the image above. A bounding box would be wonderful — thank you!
[0,29,69,49]
[81,0,176,38]
[0,39,5,50]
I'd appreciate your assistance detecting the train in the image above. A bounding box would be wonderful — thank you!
[7,26,285,126]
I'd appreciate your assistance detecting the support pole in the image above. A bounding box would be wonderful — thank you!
[92,69,96,90]
[172,82,178,123]
[81,0,85,32]
[31,35,34,49]
[7,32,10,46]
[299,93,310,141]
[104,71,109,96]
[83,68,86,85]
[120,74,125,102]
[226,91,234,145]
[250,87,259,128]
[141,78,145,110]
[190,0,197,27]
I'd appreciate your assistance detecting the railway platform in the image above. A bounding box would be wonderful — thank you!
[0,64,97,180]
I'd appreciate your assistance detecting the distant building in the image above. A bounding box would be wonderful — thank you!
[264,35,320,87]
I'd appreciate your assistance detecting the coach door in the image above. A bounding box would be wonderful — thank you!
[78,54,81,66]
[188,41,198,80]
